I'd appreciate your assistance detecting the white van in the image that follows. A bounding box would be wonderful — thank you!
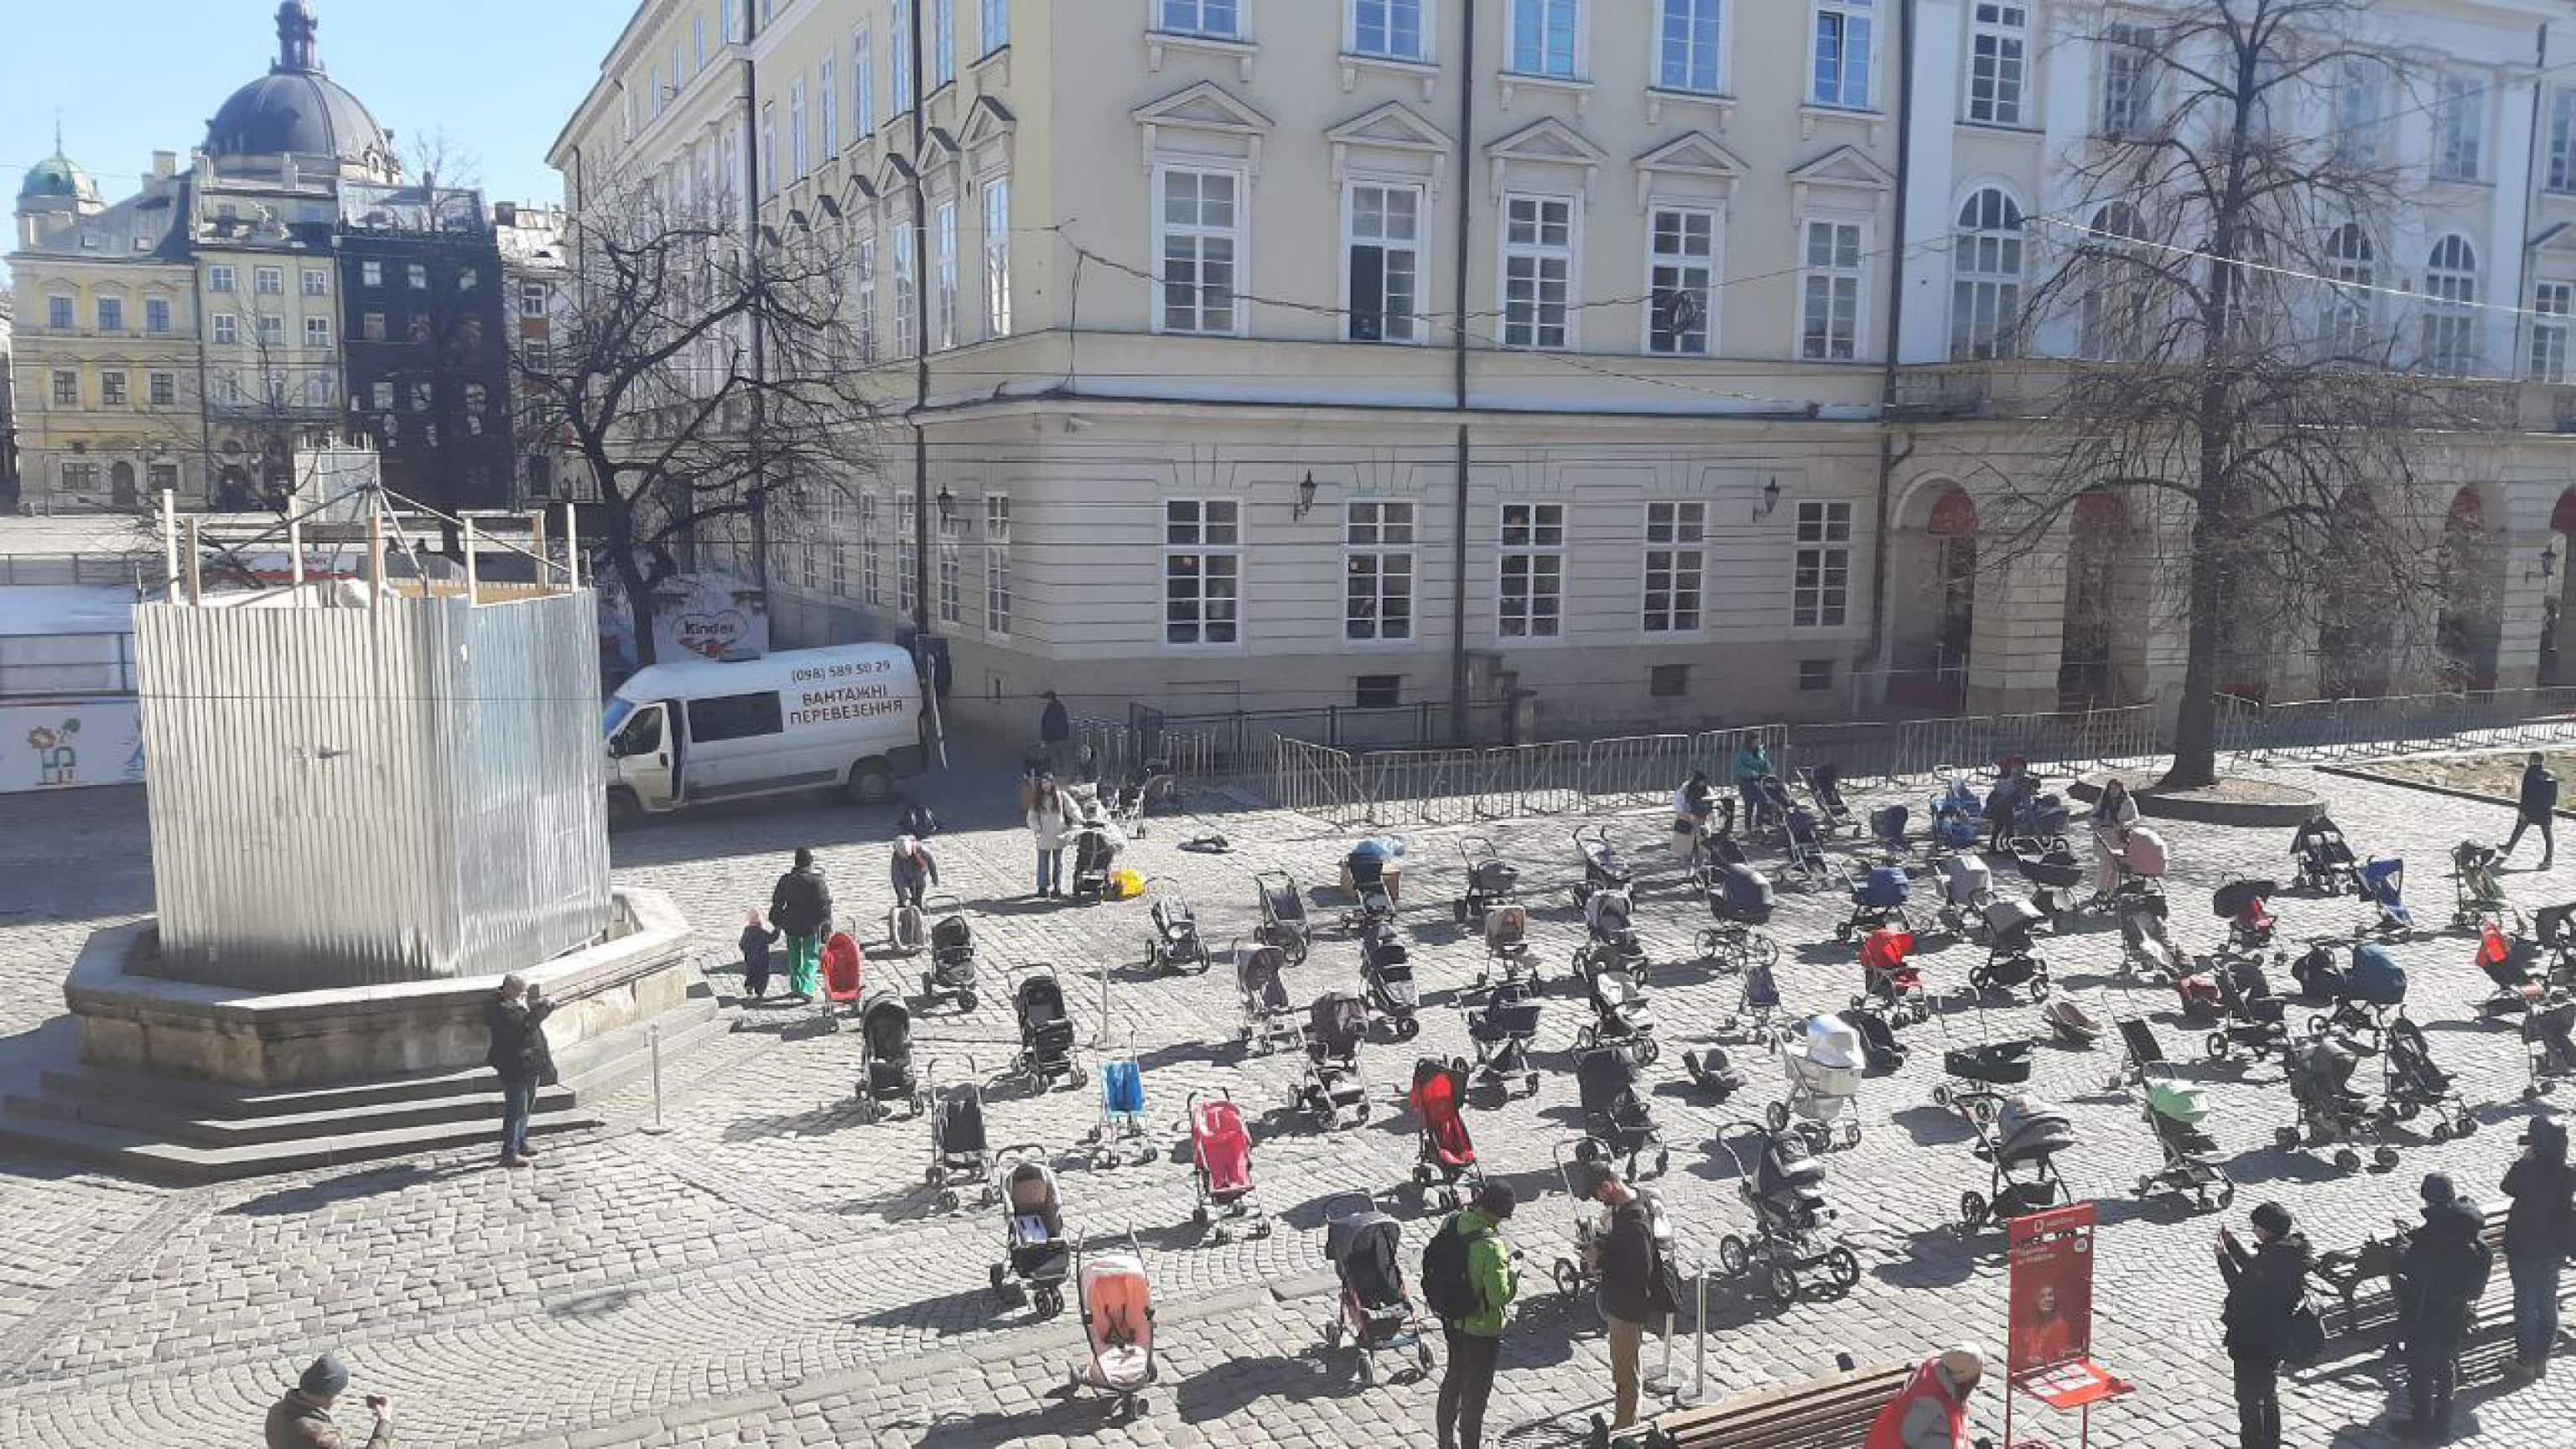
[601,644,926,823]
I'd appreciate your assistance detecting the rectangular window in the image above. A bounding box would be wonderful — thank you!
[304,316,330,347]
[861,495,884,605]
[1346,181,1424,343]
[934,200,959,350]
[145,297,172,335]
[982,0,1010,52]
[46,295,73,330]
[1157,167,1243,335]
[857,235,881,361]
[2334,57,2383,167]
[723,0,738,42]
[933,0,956,85]
[1345,501,1416,641]
[820,57,839,156]
[255,267,283,295]
[2552,91,2576,194]
[985,495,1013,635]
[855,28,876,134]
[1166,499,1243,646]
[1502,194,1575,350]
[696,13,709,67]
[1354,0,1425,61]
[1794,501,1853,627]
[61,462,98,494]
[984,179,1013,338]
[830,535,848,599]
[359,310,385,342]
[1498,502,1565,639]
[2434,75,2483,183]
[408,264,428,290]
[372,381,395,411]
[686,692,786,744]
[2536,283,2574,384]
[257,314,285,347]
[1510,0,1579,78]
[148,463,179,494]
[520,280,548,319]
[1800,219,1863,361]
[1644,502,1706,633]
[212,314,239,345]
[1799,659,1836,692]
[1355,675,1403,709]
[937,511,963,626]
[891,0,913,107]
[302,269,330,296]
[761,103,778,196]
[209,265,236,293]
[361,260,382,288]
[1648,205,1715,356]
[96,296,124,332]
[898,496,920,615]
[1650,664,1690,699]
[1159,0,1239,39]
[1966,2,2028,127]
[1658,0,1720,93]
[790,81,808,179]
[2099,22,2158,136]
[100,371,128,406]
[149,371,177,406]
[1812,0,1873,108]
[892,231,917,356]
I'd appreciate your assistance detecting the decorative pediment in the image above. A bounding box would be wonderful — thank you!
[1487,117,1607,197]
[1633,131,1748,211]
[839,173,880,210]
[2535,221,2576,259]
[1132,81,1275,174]
[874,150,918,200]
[1786,144,1895,210]
[1323,101,1454,193]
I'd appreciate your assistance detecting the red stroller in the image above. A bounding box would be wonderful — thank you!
[819,930,865,1026]
[1407,1057,1483,1210]
[1187,1092,1269,1241]
[1854,927,1929,1025]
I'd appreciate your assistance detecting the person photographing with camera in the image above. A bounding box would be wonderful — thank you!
[265,1353,392,1448]
[2218,1202,2313,1449]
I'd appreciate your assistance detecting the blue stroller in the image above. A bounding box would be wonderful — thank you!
[2294,940,2407,1049]
[1088,1052,1156,1168]
[1706,957,1786,1050]
[2360,858,2412,937]
[1930,780,1982,852]
[1836,864,1912,943]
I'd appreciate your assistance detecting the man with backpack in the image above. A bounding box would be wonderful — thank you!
[1424,1182,1520,1449]
[2504,752,2559,870]
[1588,1167,1677,1444]
[2502,1118,2573,1383]
[2218,1201,2314,1449]
[2396,1173,2492,1441]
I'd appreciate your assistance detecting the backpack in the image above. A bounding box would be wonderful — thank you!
[2281,1296,2325,1366]
[1421,1215,1482,1322]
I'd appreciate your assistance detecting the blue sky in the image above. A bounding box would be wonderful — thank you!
[4,1,607,262]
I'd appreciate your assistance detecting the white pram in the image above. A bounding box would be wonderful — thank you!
[1767,1014,1866,1151]
[1935,854,1993,938]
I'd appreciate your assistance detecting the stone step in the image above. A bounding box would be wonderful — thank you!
[0,1100,601,1184]
[3,1079,579,1147]
[34,1061,512,1119]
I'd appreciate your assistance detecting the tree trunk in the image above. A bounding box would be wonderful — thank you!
[603,498,658,670]
[2163,494,2227,790]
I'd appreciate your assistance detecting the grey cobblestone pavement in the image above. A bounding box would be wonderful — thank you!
[6,756,2576,1446]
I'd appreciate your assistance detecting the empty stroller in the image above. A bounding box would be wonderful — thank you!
[1467,979,1543,1098]
[1779,808,1832,890]
[921,894,979,1010]
[1455,837,1519,927]
[1322,1197,1433,1384]
[2117,1023,2235,1211]
[857,995,928,1122]
[1577,963,1660,1067]
[819,929,866,1026]
[1296,994,1373,1129]
[2360,857,2412,937]
[2477,921,2547,1017]
[1699,860,1783,974]
[2526,995,2576,1099]
[1340,840,1400,933]
[1362,920,1421,1039]
[2194,955,2293,1066]
[1836,863,1914,943]
[1800,764,1857,836]
[1769,1014,1866,1150]
[2009,836,2086,920]
[1067,813,1119,905]
[1716,1124,1862,1304]
[2291,813,2364,895]
[1088,1049,1156,1168]
[1746,774,1797,842]
[926,1057,996,1213]
[1187,1091,1270,1239]
[1856,927,1930,1024]
[1870,804,1912,860]
[1973,898,2053,1002]
[1929,1005,2034,1116]
[2215,879,2280,956]
[2276,1035,2400,1172]
[1236,942,1303,1056]
[2297,940,2406,1048]
[992,1148,1073,1316]
[1408,1057,1484,1209]
[1479,903,1538,989]
[2542,905,2576,987]
[1572,826,1636,911]
[1956,1093,2076,1233]
[1930,777,1983,852]
[1573,1045,1669,1176]
[1706,955,1788,1050]
[1111,757,1172,835]
[1254,870,1311,964]
[1011,967,1086,1091]
[1144,896,1213,976]
[2450,840,2518,931]
[2381,1015,2475,1141]
[1068,1233,1158,1421]
[1933,854,1994,940]
[1578,885,1651,984]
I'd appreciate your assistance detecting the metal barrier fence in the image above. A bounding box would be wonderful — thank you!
[2215,688,2576,766]
[1069,715,1220,790]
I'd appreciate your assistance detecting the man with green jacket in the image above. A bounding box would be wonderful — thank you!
[1436,1182,1522,1449]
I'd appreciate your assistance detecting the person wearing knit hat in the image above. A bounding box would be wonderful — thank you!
[2219,1201,2310,1449]
[1865,1343,1983,1448]
[2504,1117,2574,1384]
[2398,1173,2495,1439]
[264,1352,392,1449]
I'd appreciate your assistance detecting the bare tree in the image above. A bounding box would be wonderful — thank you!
[521,175,884,666]
[1975,0,2493,787]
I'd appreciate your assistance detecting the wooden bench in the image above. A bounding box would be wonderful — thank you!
[2309,1205,2563,1374]
[1643,1359,1910,1449]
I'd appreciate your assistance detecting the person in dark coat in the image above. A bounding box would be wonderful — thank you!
[2396,1173,2491,1440]
[1039,690,1071,772]
[768,848,834,1000]
[484,974,555,1168]
[890,835,940,910]
[265,1353,392,1449]
[738,910,780,999]
[2218,1201,2311,1449]
[2504,752,2560,870]
[1588,1167,1675,1441]
[2504,1117,2575,1380]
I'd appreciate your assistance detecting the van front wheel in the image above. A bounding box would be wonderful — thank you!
[847,760,894,807]
[606,789,642,831]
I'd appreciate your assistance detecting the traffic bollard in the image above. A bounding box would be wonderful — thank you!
[641,1021,673,1135]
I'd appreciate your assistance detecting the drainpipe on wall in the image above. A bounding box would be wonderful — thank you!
[1857,0,1920,716]
[741,19,771,600]
[2519,23,2551,385]
[909,0,932,646]
[1448,0,1478,743]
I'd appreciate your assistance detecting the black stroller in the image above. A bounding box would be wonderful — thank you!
[1466,979,1542,1098]
[2114,878,2180,980]
[921,893,980,1010]
[1572,1045,1668,1176]
[2290,813,2364,895]
[2197,955,2293,1066]
[1010,967,1086,1091]
[2008,837,2086,921]
[1294,994,1373,1130]
[1699,857,1783,975]
[2276,1035,2400,1172]
[2214,879,2280,957]
[1799,764,1857,836]
[1576,962,1660,1067]
[926,1055,997,1213]
[1716,1124,1862,1304]
[1112,757,1172,836]
[1068,816,1117,905]
[1454,837,1519,927]
[1571,825,1635,911]
[1254,870,1311,964]
[2526,996,2576,1099]
[1972,897,2053,1001]
[1341,846,1399,933]
[1870,804,1912,860]
[1955,1094,2076,1234]
[1929,1005,2034,1117]
[1361,919,1421,1039]
[2380,1015,2475,1142]
[1321,1197,1432,1384]
[1779,807,1832,891]
[1577,886,1652,984]
[2540,905,2576,988]
[1144,896,1213,976]
[858,994,929,1122]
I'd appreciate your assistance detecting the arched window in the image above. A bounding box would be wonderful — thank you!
[1951,187,2025,361]
[2079,202,2148,359]
[2421,235,2480,376]
[2325,223,2376,358]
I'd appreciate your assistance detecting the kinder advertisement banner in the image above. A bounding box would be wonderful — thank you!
[0,698,147,794]
[598,572,770,673]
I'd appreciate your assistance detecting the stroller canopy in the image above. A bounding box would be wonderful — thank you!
[2122,828,2168,878]
[2293,1038,2360,1093]
[1940,854,1993,901]
[1588,889,1635,934]
[2212,879,2277,919]
[1327,1211,1407,1309]
[1008,1161,1062,1232]
[2348,943,2407,1005]
[2147,1079,2210,1125]
[1857,866,1909,907]
[1410,1059,1475,1164]
[1984,897,2047,936]
[1576,1046,1641,1115]
[1757,1133,1828,1197]
[1996,1097,2077,1161]
[1485,904,1530,946]
[1803,1014,1866,1070]
[863,996,912,1057]
[1240,946,1290,1005]
[2361,858,2406,897]
[1716,863,1775,917]
[932,913,975,953]
[1470,859,1519,895]
[1309,995,1368,1057]
[1861,928,1916,972]
[1016,972,1067,1031]
[1871,804,1910,843]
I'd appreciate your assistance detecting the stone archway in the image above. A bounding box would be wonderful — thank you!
[108,461,138,510]
[2318,488,2394,698]
[2436,486,2504,690]
[1890,483,1978,710]
[2057,490,2147,709]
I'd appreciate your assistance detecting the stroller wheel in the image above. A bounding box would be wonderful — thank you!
[2027,974,2052,1004]
[1417,1340,1436,1371]
[1842,1120,1864,1149]
[1193,1204,1211,1228]
[1553,1259,1581,1300]
[1358,1349,1376,1387]
[1654,1149,1671,1176]
[1961,1192,1989,1229]
[1400,1016,1421,1041]
[1826,1246,1862,1288]
[1639,1038,1661,1069]
[989,1264,1008,1297]
[1323,1318,1343,1349]
[1766,1263,1800,1304]
[1575,1137,1601,1165]
[959,991,978,1013]
[1717,1234,1751,1277]
[1765,1100,1790,1133]
[2334,1148,2363,1172]
[2428,1120,2450,1144]
[2373,1145,2400,1170]
[2205,1034,2230,1062]
[938,1189,960,1213]
[2275,1127,2300,1151]
[1931,1083,1952,1109]
[2457,1114,2480,1138]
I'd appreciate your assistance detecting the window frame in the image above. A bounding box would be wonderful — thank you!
[95,295,124,333]
[211,313,240,346]
[2334,56,2385,168]
[1810,0,1877,110]
[1644,201,1718,356]
[1643,501,1708,636]
[854,26,877,137]
[937,506,963,626]
[790,80,810,179]
[148,371,178,407]
[304,315,331,349]
[1343,499,1419,644]
[2433,72,2485,184]
[1348,0,1431,63]
[254,266,284,296]
[46,293,74,330]
[1164,497,1245,649]
[932,0,958,87]
[144,296,173,335]
[1499,191,1581,351]
[1949,185,2026,362]
[820,55,840,157]
[857,233,882,361]
[99,370,128,407]
[981,0,1010,55]
[1797,216,1867,362]
[983,176,1014,339]
[1156,0,1244,40]
[302,268,330,297]
[2551,89,2576,195]
[51,371,80,407]
[1343,176,1430,345]
[1498,501,1566,641]
[2532,281,2573,384]
[933,197,960,350]
[1152,164,1249,338]
[1508,0,1583,80]
[891,219,918,357]
[2420,233,2481,377]
[208,265,236,294]
[984,494,1013,638]
[1654,0,1724,96]
[1792,500,1854,630]
[2325,222,2377,359]
[1964,1,2030,128]
[890,0,913,114]
[861,494,885,605]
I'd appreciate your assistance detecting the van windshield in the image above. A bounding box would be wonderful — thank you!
[601,698,636,739]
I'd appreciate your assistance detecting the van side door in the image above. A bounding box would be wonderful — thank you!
[609,702,678,809]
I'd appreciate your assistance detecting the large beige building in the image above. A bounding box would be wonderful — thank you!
[553,0,2576,735]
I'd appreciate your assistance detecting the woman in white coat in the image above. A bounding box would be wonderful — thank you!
[1028,775,1072,899]
[2090,778,2140,897]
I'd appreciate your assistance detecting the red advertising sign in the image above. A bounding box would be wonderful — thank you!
[2007,1202,2096,1378]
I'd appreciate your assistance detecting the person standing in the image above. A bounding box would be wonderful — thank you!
[266,1353,393,1449]
[2505,752,2560,870]
[2218,1201,2311,1449]
[2089,778,2139,896]
[483,974,554,1169]
[1027,775,1072,900]
[2396,1173,2491,1441]
[1591,1169,1675,1443]
[1732,740,1773,827]
[1672,771,1716,861]
[1864,1343,1984,1449]
[2504,1117,2574,1382]
[890,835,939,911]
[737,909,780,1000]
[767,848,834,1000]
[1038,690,1071,773]
[1430,1182,1521,1449]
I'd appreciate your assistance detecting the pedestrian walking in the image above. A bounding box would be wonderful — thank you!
[2503,1117,2574,1382]
[1864,1343,1984,1449]
[767,847,834,1000]
[1425,1182,1520,1449]
[1039,689,1071,773]
[1671,771,1716,860]
[483,974,554,1168]
[737,909,780,1000]
[2218,1201,2311,1449]
[1984,757,2033,850]
[265,1353,393,1449]
[1587,1167,1675,1443]
[1028,774,1072,900]
[2396,1173,2492,1441]
[2504,752,2560,870]
[891,834,939,911]
[897,798,939,839]
[2090,777,2139,896]
[1732,740,1772,827]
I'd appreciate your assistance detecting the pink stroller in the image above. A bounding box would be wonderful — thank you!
[1188,1091,1270,1241]
[1069,1233,1157,1421]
